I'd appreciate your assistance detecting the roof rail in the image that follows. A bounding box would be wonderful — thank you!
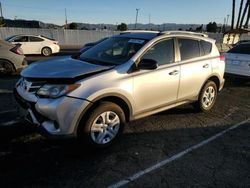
[120,30,159,35]
[160,31,208,37]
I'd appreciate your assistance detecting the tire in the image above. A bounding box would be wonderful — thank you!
[193,80,218,112]
[77,102,125,148]
[0,60,14,76]
[41,47,52,56]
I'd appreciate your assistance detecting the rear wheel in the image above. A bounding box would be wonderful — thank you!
[78,102,125,148]
[194,80,218,112]
[41,47,52,56]
[0,60,14,75]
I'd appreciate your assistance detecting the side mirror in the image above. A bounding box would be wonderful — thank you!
[138,59,158,70]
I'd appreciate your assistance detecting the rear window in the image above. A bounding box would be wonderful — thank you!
[200,41,212,56]
[29,36,44,42]
[228,43,250,54]
[40,35,55,41]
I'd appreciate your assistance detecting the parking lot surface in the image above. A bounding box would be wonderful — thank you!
[0,51,249,187]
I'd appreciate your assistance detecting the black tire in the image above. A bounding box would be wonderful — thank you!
[77,102,125,149]
[193,80,218,112]
[0,60,14,76]
[41,47,52,56]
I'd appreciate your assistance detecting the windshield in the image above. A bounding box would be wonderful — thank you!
[228,43,250,54]
[80,37,147,65]
[5,35,16,41]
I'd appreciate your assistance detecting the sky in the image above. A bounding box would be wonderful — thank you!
[0,0,241,25]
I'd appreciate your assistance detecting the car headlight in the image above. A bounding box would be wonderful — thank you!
[37,84,80,98]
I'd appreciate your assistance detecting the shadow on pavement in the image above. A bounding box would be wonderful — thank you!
[224,75,250,88]
[0,121,246,187]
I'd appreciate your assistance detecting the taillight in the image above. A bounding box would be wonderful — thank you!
[220,55,225,62]
[53,41,58,45]
[10,46,23,55]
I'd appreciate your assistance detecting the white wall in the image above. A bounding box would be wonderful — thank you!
[0,27,119,45]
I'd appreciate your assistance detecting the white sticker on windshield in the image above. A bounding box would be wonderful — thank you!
[128,39,145,44]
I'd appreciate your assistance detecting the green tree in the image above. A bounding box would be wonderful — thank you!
[206,22,218,32]
[69,22,78,30]
[117,23,127,31]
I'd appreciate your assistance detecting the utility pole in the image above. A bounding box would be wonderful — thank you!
[236,0,244,29]
[148,14,151,30]
[0,2,4,26]
[65,8,68,29]
[231,0,236,30]
[226,14,230,26]
[239,0,249,29]
[244,3,250,28]
[135,8,139,29]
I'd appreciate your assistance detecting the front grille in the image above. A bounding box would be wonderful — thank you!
[14,88,46,124]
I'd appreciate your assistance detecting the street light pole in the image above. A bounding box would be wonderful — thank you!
[65,8,68,29]
[0,2,3,18]
[135,8,139,29]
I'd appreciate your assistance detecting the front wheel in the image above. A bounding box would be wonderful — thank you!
[194,80,218,112]
[78,102,125,148]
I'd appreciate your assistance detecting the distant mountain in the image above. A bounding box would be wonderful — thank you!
[69,22,204,31]
[2,18,207,31]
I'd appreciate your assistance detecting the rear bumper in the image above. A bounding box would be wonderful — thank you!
[51,45,60,54]
[16,59,28,72]
[219,78,225,91]
[225,70,250,77]
[225,73,250,79]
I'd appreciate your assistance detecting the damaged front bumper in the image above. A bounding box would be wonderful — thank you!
[14,88,90,137]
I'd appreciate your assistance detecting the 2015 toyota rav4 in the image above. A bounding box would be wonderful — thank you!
[14,31,225,148]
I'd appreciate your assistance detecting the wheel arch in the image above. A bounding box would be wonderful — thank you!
[0,58,16,71]
[75,94,133,135]
[199,75,221,96]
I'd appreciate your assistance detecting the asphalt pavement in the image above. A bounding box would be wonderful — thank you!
[0,51,249,187]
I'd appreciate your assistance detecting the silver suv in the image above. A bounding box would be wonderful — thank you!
[15,31,225,148]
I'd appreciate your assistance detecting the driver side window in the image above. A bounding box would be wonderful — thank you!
[142,39,175,66]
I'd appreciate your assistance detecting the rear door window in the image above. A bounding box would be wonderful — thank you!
[178,39,200,61]
[228,43,250,54]
[29,36,44,42]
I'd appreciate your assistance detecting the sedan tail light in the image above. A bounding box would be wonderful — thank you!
[10,46,24,55]
[53,41,59,45]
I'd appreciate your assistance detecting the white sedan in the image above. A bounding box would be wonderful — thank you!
[5,35,60,56]
[225,42,250,77]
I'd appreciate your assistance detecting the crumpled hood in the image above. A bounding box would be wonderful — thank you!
[21,56,112,79]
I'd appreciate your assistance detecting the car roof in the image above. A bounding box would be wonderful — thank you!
[117,30,213,42]
[117,31,159,40]
[9,34,42,38]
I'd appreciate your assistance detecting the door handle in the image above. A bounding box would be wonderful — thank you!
[169,70,179,75]
[203,64,209,68]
